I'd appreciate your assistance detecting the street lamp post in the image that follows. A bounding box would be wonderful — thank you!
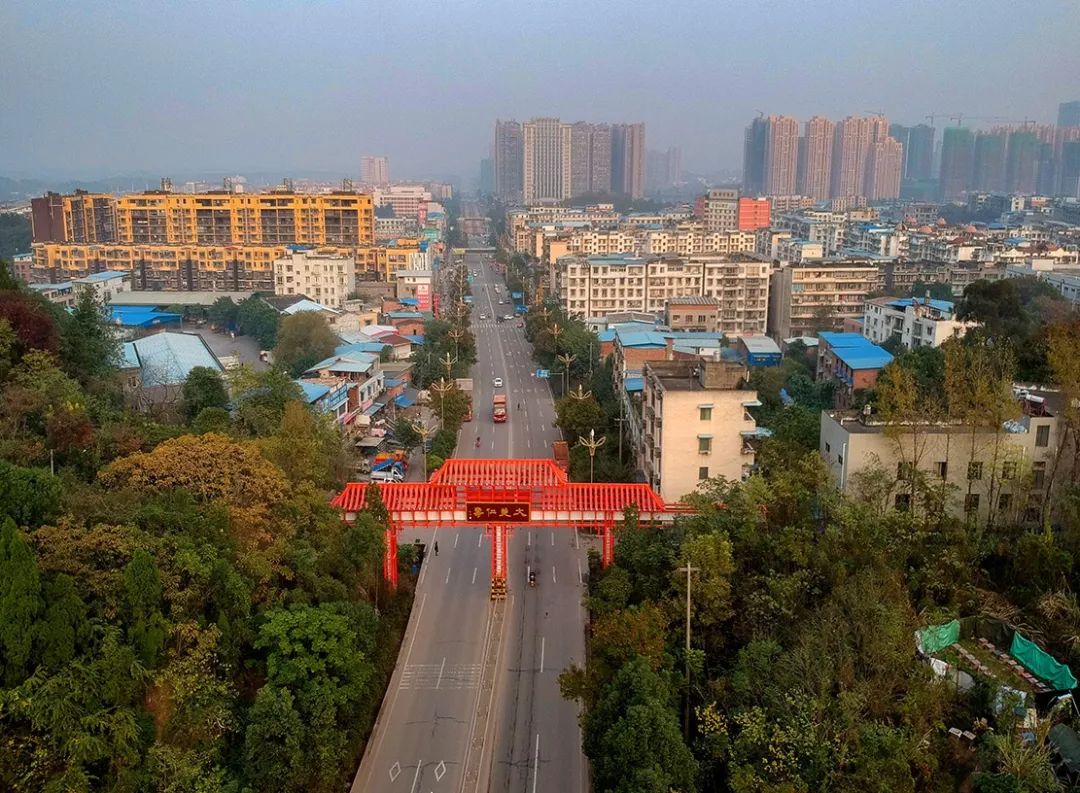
[567,383,592,401]
[577,427,607,483]
[429,377,454,428]
[676,563,699,741]
[556,352,576,397]
[438,351,458,381]
[410,419,437,482]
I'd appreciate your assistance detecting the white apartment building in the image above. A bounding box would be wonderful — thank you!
[642,229,756,257]
[636,359,759,501]
[774,211,846,255]
[73,270,133,302]
[372,184,431,220]
[843,224,907,258]
[374,216,418,242]
[768,262,884,339]
[273,249,356,309]
[862,296,974,349]
[557,253,769,334]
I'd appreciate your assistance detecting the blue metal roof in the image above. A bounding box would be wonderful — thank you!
[617,331,668,349]
[623,377,644,393]
[387,311,423,319]
[398,297,419,306]
[297,381,331,403]
[819,332,893,370]
[361,401,385,417]
[886,297,955,313]
[597,330,616,343]
[405,334,425,344]
[111,306,182,328]
[336,341,387,355]
[394,392,416,408]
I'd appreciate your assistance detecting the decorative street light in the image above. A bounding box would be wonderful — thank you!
[438,351,458,381]
[577,427,607,483]
[448,326,465,359]
[410,419,437,482]
[567,383,592,401]
[556,352,576,396]
[429,377,454,428]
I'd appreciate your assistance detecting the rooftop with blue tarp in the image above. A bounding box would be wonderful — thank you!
[405,334,424,344]
[398,297,419,306]
[387,311,423,319]
[886,297,956,313]
[617,331,670,349]
[597,330,616,343]
[623,377,644,393]
[111,306,182,328]
[394,390,418,408]
[511,292,523,299]
[819,332,893,370]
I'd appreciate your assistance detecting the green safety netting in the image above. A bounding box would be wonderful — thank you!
[917,619,960,655]
[1011,632,1078,691]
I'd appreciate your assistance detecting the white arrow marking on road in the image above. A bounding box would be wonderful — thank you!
[389,761,401,782]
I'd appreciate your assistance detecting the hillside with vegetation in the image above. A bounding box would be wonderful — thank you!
[0,262,411,792]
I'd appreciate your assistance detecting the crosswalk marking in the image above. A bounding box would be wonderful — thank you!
[399,663,482,690]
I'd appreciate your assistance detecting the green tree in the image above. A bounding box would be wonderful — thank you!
[36,573,88,671]
[229,366,305,437]
[236,297,280,349]
[584,657,697,793]
[555,393,604,443]
[273,311,339,377]
[208,296,240,329]
[192,405,232,434]
[0,519,43,686]
[0,459,61,527]
[123,548,168,666]
[59,288,119,384]
[182,366,230,422]
[243,685,306,792]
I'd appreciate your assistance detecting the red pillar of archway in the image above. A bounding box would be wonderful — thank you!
[601,517,615,568]
[488,523,509,599]
[383,527,399,589]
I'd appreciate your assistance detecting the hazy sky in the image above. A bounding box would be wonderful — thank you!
[3,0,1079,181]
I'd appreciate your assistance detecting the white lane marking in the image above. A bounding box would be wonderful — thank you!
[578,558,584,585]
[478,533,483,547]
[543,439,548,448]
[404,594,427,666]
[540,637,545,674]
[528,531,532,547]
[389,761,401,782]
[436,657,446,689]
[472,567,478,584]
[454,532,459,548]
[526,564,531,583]
[434,760,446,782]
[575,528,580,549]
[550,531,554,546]
[532,734,540,793]
[410,758,422,793]
[552,565,557,584]
[445,568,451,584]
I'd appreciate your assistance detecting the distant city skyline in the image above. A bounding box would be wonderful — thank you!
[2,1,1079,180]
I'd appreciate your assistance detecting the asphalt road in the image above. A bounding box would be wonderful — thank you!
[351,252,589,792]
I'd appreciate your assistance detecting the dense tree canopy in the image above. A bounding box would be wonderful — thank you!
[272,311,339,377]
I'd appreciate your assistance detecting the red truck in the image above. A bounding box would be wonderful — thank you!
[492,394,507,422]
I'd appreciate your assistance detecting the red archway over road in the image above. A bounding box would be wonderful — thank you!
[332,458,691,596]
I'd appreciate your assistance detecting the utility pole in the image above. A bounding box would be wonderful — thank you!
[677,563,698,741]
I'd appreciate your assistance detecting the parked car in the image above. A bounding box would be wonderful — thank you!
[493,377,503,387]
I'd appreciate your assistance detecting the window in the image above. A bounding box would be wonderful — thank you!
[699,407,712,421]
[964,493,980,514]
[1024,504,1042,524]
[837,454,843,465]
[894,493,911,511]
[1001,461,1017,480]
[698,466,709,480]
[934,461,948,479]
[1033,461,1046,489]
[697,436,712,454]
[998,493,1012,511]
[825,442,831,453]
[967,461,983,481]
[1036,424,1050,448]
[897,461,914,481]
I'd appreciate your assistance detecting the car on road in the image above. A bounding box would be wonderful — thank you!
[479,313,488,320]
[516,321,524,328]
[503,314,514,321]
[493,377,503,387]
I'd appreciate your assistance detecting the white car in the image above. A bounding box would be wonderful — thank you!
[479,313,488,320]
[493,377,503,387]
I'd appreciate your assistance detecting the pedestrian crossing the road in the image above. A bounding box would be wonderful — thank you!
[399,663,482,690]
